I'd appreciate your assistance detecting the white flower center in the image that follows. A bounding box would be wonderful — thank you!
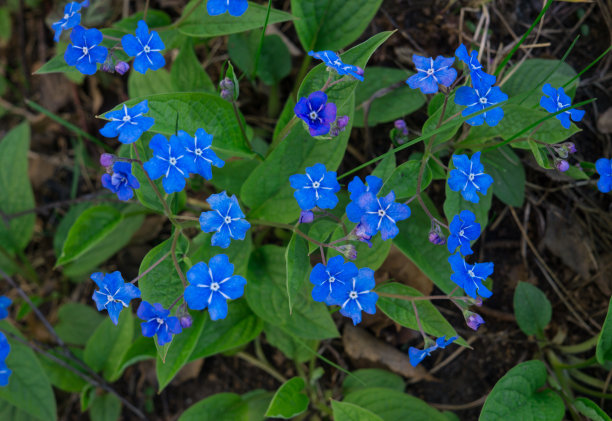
[64,13,69,19]
[468,270,475,278]
[312,181,320,188]
[195,148,202,156]
[328,276,336,283]
[144,45,151,53]
[309,111,318,120]
[169,157,177,165]
[426,68,434,75]
[459,230,464,236]
[557,101,565,109]
[349,291,358,299]
[378,209,386,217]
[156,317,164,325]
[210,282,220,291]
[122,115,130,122]
[224,216,232,224]
[479,97,487,104]
[82,46,89,55]
[468,173,475,181]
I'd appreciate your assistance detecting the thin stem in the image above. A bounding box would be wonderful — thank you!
[251,219,330,248]
[167,0,203,29]
[412,301,428,342]
[168,293,184,311]
[236,351,287,383]
[171,229,187,289]
[319,246,327,265]
[378,291,471,302]
[253,0,272,78]
[130,250,171,284]
[143,0,150,20]
[174,215,199,221]
[232,99,251,151]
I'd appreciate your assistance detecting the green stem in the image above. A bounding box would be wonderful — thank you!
[251,219,328,248]
[232,99,251,151]
[268,116,297,154]
[377,291,471,302]
[171,229,187,289]
[253,0,272,79]
[556,336,599,354]
[236,351,287,383]
[167,0,203,29]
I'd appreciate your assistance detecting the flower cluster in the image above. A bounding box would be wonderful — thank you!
[51,0,89,42]
[0,296,12,386]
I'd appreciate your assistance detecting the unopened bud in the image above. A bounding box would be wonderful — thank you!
[465,312,485,331]
[220,89,233,101]
[219,77,234,91]
[100,153,115,167]
[353,223,372,248]
[115,61,129,75]
[336,244,357,260]
[179,315,193,329]
[428,231,445,245]
[556,159,569,172]
[299,210,314,224]
[394,119,408,136]
[565,142,576,154]
[101,62,113,73]
[474,297,483,307]
[336,115,349,130]
[355,66,365,77]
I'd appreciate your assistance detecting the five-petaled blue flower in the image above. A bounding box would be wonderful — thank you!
[309,255,358,306]
[143,134,191,194]
[596,158,612,193]
[540,83,585,129]
[454,77,508,126]
[64,25,108,75]
[409,336,457,367]
[178,129,224,180]
[455,45,496,86]
[294,91,337,136]
[101,161,140,201]
[308,51,364,81]
[347,191,411,241]
[448,253,493,299]
[0,296,11,320]
[289,163,341,211]
[99,100,155,144]
[0,332,10,387]
[207,0,248,16]
[447,210,481,256]
[121,20,165,74]
[184,254,246,320]
[137,301,182,346]
[199,191,251,249]
[91,271,141,325]
[406,55,457,94]
[345,175,383,225]
[447,152,494,203]
[330,267,378,325]
[52,1,89,42]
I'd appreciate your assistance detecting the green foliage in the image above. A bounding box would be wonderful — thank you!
[573,397,612,421]
[229,32,291,84]
[128,69,173,98]
[291,0,383,51]
[479,360,564,421]
[332,401,384,421]
[596,298,612,364]
[180,393,249,421]
[264,323,317,363]
[513,282,552,337]
[54,303,104,346]
[343,388,447,421]
[171,39,214,92]
[38,350,87,393]
[380,160,432,200]
[342,369,405,395]
[89,393,121,421]
[265,377,309,419]
[481,147,525,207]
[285,234,310,314]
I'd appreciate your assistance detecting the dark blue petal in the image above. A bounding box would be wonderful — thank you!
[228,0,248,16]
[121,34,142,57]
[207,0,227,15]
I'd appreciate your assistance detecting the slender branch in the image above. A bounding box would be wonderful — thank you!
[130,250,171,284]
[412,301,427,342]
[171,229,187,289]
[168,293,184,311]
[377,292,471,302]
[236,351,287,383]
[232,99,251,151]
[319,246,327,265]
[251,219,330,248]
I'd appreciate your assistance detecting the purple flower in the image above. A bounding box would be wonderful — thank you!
[64,25,107,75]
[353,223,372,248]
[455,44,496,86]
[447,152,494,203]
[406,55,457,94]
[595,158,612,193]
[466,313,485,331]
[540,83,585,129]
[137,301,182,346]
[91,271,141,325]
[179,315,193,329]
[294,91,337,136]
[51,1,89,42]
[331,268,378,325]
[447,210,481,255]
[409,336,457,367]
[207,0,248,16]
[454,77,508,126]
[448,253,493,299]
[99,100,155,144]
[289,163,341,211]
[101,162,140,201]
[309,255,358,306]
[308,50,364,81]
[428,231,445,245]
[121,20,165,74]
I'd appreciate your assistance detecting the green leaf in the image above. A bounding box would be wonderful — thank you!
[513,282,552,337]
[115,336,156,378]
[0,398,39,421]
[343,388,447,421]
[574,397,612,421]
[422,93,463,147]
[156,310,206,391]
[528,139,551,169]
[371,152,396,182]
[479,360,564,421]
[291,0,383,51]
[39,350,87,393]
[0,123,35,255]
[381,160,432,200]
[138,235,189,308]
[285,234,310,314]
[265,377,309,419]
[327,221,391,271]
[189,299,263,361]
[241,32,393,223]
[332,401,384,421]
[481,146,525,207]
[84,311,135,381]
[229,32,291,85]
[393,195,456,293]
[246,246,339,340]
[0,8,12,42]
[502,59,578,108]
[353,67,425,127]
[171,39,214,93]
[376,283,466,346]
[178,0,294,38]
[89,393,121,421]
[53,202,93,258]
[179,393,248,421]
[264,323,317,364]
[54,303,105,346]
[342,369,405,395]
[209,159,259,196]
[128,68,173,98]
[243,390,274,421]
[0,322,56,421]
[189,231,252,278]
[596,297,612,364]
[305,219,338,254]
[56,205,122,266]
[112,10,171,32]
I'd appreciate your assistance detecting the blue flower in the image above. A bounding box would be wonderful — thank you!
[595,158,612,193]
[409,336,457,367]
[331,267,378,325]
[64,25,107,75]
[0,332,10,387]
[447,152,494,203]
[178,129,225,180]
[184,255,246,320]
[455,44,496,86]
[309,255,358,306]
[91,271,141,325]
[540,83,585,129]
[454,77,508,126]
[294,91,337,136]
[448,253,493,299]
[345,175,383,225]
[99,100,155,144]
[348,191,411,241]
[143,134,191,194]
[406,55,457,94]
[101,162,140,201]
[51,1,89,42]
[308,51,364,81]
[447,210,481,255]
[137,301,182,346]
[0,296,11,320]
[199,191,251,248]
[121,20,165,74]
[289,163,341,211]
[207,0,248,16]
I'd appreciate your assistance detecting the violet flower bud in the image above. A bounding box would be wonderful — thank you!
[220,89,233,101]
[299,210,314,224]
[355,66,365,77]
[336,244,357,260]
[336,115,349,130]
[100,153,115,168]
[394,119,409,136]
[354,223,372,248]
[474,297,483,307]
[179,315,193,329]
[565,142,576,154]
[428,231,445,245]
[115,61,130,75]
[219,77,234,91]
[101,61,113,73]
[556,159,570,172]
[465,312,485,331]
